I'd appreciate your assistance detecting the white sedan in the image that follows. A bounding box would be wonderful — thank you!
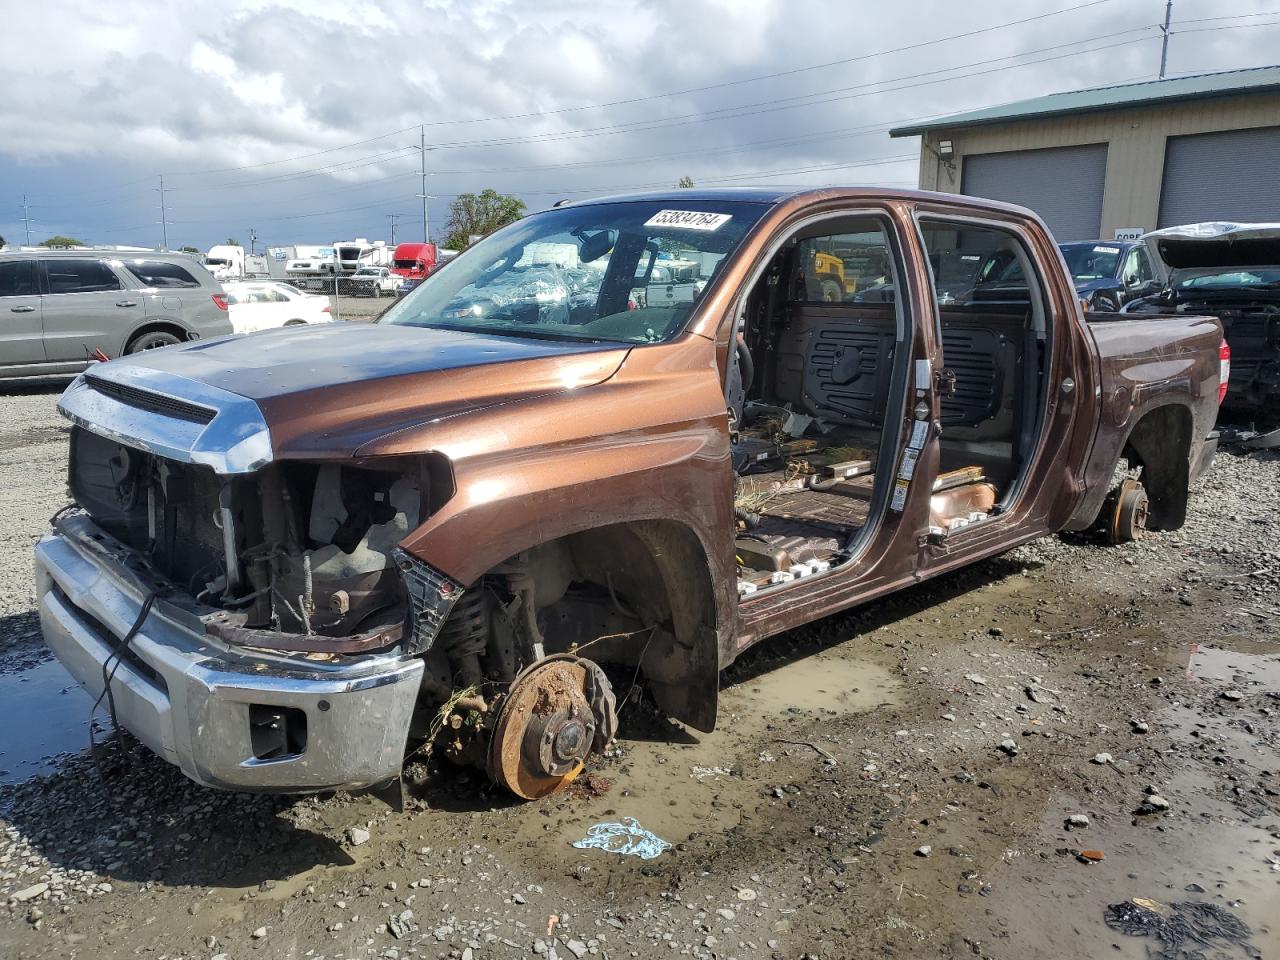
[222,281,334,333]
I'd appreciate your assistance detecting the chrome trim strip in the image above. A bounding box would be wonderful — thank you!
[58,363,273,474]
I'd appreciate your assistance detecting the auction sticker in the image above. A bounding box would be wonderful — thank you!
[644,210,733,231]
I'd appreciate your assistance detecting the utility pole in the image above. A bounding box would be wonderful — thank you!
[1159,0,1173,79]
[248,228,257,255]
[417,125,431,244]
[156,174,170,250]
[20,195,33,246]
[386,213,401,246]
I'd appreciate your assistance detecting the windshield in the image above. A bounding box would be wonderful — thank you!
[1174,266,1280,289]
[1059,243,1121,281]
[393,259,420,269]
[205,258,229,267]
[378,199,768,343]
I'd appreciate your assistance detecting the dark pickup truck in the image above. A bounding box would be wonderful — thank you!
[1059,239,1163,311]
[36,188,1225,798]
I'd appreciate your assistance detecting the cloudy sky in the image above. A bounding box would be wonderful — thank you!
[1,0,1276,251]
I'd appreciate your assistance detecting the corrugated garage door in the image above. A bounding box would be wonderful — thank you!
[961,143,1108,242]
[1158,126,1280,227]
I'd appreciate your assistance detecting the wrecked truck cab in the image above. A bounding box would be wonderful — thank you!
[36,188,1225,800]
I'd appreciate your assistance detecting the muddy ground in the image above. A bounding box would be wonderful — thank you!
[0,386,1277,960]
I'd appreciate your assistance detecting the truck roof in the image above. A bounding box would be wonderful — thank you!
[553,186,1043,222]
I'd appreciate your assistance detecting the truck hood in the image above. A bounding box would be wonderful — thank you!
[1073,276,1121,294]
[59,323,630,472]
[1144,222,1280,271]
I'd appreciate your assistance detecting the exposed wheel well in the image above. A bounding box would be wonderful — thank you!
[475,519,721,732]
[1121,404,1192,531]
[123,321,189,354]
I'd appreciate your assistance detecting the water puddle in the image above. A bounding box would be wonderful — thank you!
[0,657,94,785]
[511,652,901,857]
[721,653,900,720]
[988,775,1280,960]
[1187,643,1280,691]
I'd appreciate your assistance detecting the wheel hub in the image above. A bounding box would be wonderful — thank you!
[487,655,617,799]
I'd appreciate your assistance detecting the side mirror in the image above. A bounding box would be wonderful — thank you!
[1125,274,1140,286]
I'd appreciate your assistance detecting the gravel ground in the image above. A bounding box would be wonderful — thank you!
[0,389,1277,960]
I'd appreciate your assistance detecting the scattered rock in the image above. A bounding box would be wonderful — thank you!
[998,739,1019,757]
[1137,795,1171,815]
[1131,719,1150,734]
[347,826,371,846]
[737,888,758,902]
[1222,690,1244,702]
[1026,684,1054,704]
[915,845,932,857]
[1066,814,1090,829]
[251,926,268,939]
[965,674,988,686]
[565,938,589,959]
[716,908,735,921]
[11,883,49,903]
[1077,849,1105,863]
[1093,753,1113,765]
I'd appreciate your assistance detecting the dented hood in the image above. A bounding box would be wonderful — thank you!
[1144,222,1280,271]
[64,323,630,469]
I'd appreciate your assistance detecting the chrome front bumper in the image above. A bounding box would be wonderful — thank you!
[34,516,423,793]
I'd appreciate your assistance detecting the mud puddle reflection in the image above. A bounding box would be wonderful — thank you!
[0,657,93,785]
[986,771,1279,960]
[1188,642,1280,690]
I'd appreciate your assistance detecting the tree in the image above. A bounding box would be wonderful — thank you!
[180,246,201,254]
[39,235,86,249]
[224,238,242,247]
[443,189,526,250]
[677,176,695,188]
[0,234,6,249]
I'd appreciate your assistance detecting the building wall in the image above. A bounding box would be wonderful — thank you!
[912,92,1280,238]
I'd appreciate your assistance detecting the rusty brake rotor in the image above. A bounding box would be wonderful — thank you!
[487,654,617,800]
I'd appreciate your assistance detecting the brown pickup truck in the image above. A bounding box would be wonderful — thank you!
[37,188,1225,798]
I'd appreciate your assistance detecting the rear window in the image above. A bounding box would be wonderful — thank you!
[0,260,37,297]
[224,286,290,304]
[123,260,202,288]
[43,259,122,294]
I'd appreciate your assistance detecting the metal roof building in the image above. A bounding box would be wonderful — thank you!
[890,66,1280,242]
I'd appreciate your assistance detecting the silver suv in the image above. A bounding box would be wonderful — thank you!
[0,250,233,379]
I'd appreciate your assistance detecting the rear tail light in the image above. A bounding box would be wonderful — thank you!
[212,294,229,311]
[322,305,331,313]
[1218,337,1231,405]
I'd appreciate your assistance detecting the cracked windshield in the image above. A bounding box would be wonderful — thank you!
[378,200,767,342]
